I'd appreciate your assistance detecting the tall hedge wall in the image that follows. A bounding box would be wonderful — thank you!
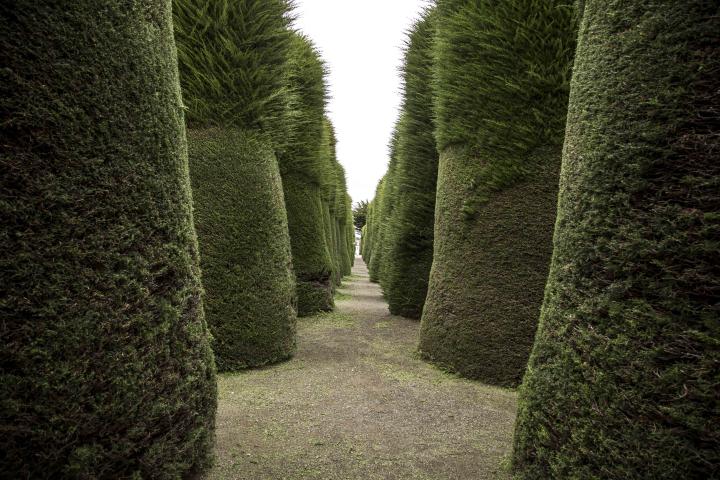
[382,9,439,319]
[186,130,296,370]
[368,124,401,284]
[279,33,335,316]
[0,1,216,477]
[318,118,353,287]
[418,0,577,386]
[174,0,297,370]
[513,2,720,478]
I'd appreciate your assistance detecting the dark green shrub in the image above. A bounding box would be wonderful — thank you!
[186,129,296,370]
[382,9,439,319]
[360,224,367,259]
[513,2,720,478]
[362,195,380,266]
[367,177,387,283]
[278,33,335,316]
[368,124,401,284]
[418,0,577,386]
[174,0,297,370]
[353,200,369,232]
[345,195,356,268]
[334,163,353,278]
[0,1,216,477]
[174,0,293,140]
[318,118,351,287]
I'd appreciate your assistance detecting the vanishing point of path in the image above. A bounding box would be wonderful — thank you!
[206,259,518,480]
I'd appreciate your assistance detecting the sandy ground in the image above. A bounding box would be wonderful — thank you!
[205,258,517,480]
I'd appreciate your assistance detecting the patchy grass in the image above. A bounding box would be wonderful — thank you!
[333,290,351,301]
[205,260,516,480]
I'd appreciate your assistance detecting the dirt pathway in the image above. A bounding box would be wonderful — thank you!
[207,258,517,480]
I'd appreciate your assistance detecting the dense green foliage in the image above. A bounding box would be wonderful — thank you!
[513,2,720,477]
[278,33,335,316]
[352,200,369,232]
[418,0,577,386]
[187,129,297,370]
[367,125,401,284]
[381,10,439,319]
[0,1,216,477]
[320,119,355,286]
[175,0,297,369]
[174,0,293,140]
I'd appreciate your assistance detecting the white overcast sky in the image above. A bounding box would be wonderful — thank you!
[293,0,431,204]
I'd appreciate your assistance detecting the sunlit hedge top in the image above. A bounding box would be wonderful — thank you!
[174,0,294,135]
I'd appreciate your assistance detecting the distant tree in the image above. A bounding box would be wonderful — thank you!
[353,200,369,231]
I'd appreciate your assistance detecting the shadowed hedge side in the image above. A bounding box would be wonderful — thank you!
[368,124,401,284]
[382,9,439,319]
[187,130,296,370]
[279,34,334,316]
[418,0,577,386]
[319,119,352,287]
[174,0,297,370]
[0,1,216,477]
[513,2,720,478]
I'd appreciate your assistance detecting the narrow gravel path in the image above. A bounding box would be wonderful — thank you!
[206,258,517,480]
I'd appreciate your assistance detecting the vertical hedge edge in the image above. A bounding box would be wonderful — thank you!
[513,1,720,477]
[0,1,217,477]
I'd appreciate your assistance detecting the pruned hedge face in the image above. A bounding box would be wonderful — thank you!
[0,1,216,477]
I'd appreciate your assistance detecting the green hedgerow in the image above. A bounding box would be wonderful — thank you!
[174,0,294,143]
[278,33,335,316]
[513,1,720,478]
[186,129,296,370]
[174,0,297,370]
[0,1,216,477]
[318,118,352,287]
[382,8,439,319]
[418,0,578,386]
[368,122,402,285]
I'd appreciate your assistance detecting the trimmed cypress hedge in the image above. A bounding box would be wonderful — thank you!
[345,194,356,269]
[186,130,296,370]
[279,33,335,316]
[360,224,367,259]
[319,118,352,287]
[513,2,720,478]
[174,0,293,139]
[0,1,216,477]
[334,164,353,278]
[382,9,439,319]
[367,178,387,283]
[368,124,401,284]
[418,0,577,386]
[174,0,297,370]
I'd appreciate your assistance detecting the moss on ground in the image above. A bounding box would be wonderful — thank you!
[187,129,297,371]
[512,2,720,478]
[418,0,577,387]
[0,1,216,477]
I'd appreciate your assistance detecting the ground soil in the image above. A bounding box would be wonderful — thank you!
[206,258,517,480]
